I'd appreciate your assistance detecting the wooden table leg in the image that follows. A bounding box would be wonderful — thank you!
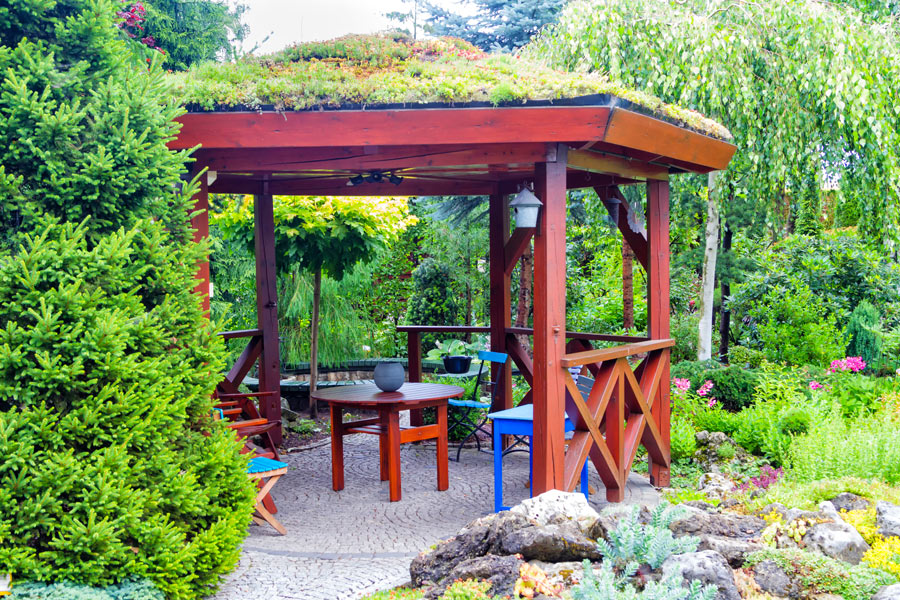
[436,403,449,491]
[379,411,389,481]
[386,409,401,501]
[331,404,345,491]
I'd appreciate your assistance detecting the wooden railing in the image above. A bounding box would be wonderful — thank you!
[560,338,674,502]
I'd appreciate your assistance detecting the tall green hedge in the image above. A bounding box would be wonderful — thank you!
[0,1,254,598]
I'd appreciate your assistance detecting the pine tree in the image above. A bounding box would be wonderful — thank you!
[0,2,253,597]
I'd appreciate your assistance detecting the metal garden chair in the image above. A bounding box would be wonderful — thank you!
[447,350,509,462]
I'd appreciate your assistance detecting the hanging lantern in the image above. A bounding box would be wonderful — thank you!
[510,187,543,229]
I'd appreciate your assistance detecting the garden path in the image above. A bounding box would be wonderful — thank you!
[214,421,659,600]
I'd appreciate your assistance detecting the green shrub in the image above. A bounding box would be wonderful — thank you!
[744,547,895,600]
[599,504,700,569]
[0,222,255,599]
[669,360,722,386]
[824,372,897,418]
[728,345,765,368]
[751,281,846,367]
[846,300,882,367]
[11,580,163,600]
[693,407,741,436]
[751,477,900,512]
[405,258,462,349]
[670,312,700,364]
[705,366,759,411]
[778,407,812,436]
[670,416,698,461]
[787,413,900,484]
[716,443,736,460]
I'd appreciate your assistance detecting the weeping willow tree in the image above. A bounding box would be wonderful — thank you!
[528,0,900,355]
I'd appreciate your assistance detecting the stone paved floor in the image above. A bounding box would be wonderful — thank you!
[214,430,660,600]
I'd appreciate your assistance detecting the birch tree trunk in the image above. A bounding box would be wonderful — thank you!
[309,268,321,418]
[697,172,721,360]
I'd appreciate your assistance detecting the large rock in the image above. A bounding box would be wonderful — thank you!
[750,560,799,598]
[874,583,900,600]
[527,560,585,590]
[662,550,740,600]
[510,489,600,531]
[424,554,524,599]
[409,511,532,586]
[876,501,900,538]
[670,505,766,540]
[803,521,870,564]
[693,431,755,473]
[501,522,601,562]
[697,472,736,499]
[829,492,871,513]
[698,535,765,568]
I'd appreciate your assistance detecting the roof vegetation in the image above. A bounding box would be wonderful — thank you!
[167,33,731,140]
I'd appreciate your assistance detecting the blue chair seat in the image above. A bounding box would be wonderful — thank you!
[248,456,288,474]
[449,399,492,409]
[447,350,510,462]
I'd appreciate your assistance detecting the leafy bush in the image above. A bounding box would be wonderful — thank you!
[11,580,163,600]
[692,408,741,437]
[669,360,722,386]
[670,312,700,364]
[744,548,896,600]
[750,281,846,367]
[846,300,882,367]
[570,560,716,600]
[787,413,900,484]
[824,371,898,418]
[778,407,812,436]
[0,222,254,599]
[716,443,736,460]
[704,367,759,411]
[670,416,698,461]
[405,258,462,349]
[727,345,765,369]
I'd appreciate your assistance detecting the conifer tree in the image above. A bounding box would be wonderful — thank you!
[0,2,253,597]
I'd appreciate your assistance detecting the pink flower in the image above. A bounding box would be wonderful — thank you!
[673,378,691,392]
[697,380,714,397]
[707,397,718,408]
[830,356,867,373]
[809,380,822,390]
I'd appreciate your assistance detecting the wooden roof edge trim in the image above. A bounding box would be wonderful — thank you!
[604,108,736,172]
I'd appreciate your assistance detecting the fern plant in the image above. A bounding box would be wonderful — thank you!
[598,505,700,570]
[570,560,717,600]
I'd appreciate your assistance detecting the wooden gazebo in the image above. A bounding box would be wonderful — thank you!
[169,37,735,501]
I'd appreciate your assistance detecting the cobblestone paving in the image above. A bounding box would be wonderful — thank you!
[215,430,660,600]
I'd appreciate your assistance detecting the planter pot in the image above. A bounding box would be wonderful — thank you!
[443,355,472,374]
[373,361,405,392]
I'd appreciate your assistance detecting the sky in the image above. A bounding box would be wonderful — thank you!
[239,0,457,55]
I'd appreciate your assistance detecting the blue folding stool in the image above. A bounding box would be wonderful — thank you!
[487,404,589,512]
[447,350,509,461]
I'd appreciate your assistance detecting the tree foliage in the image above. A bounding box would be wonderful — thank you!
[421,0,568,51]
[141,0,249,70]
[528,0,900,247]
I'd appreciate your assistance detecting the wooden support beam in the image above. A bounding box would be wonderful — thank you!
[254,180,283,445]
[531,147,568,495]
[190,169,210,314]
[489,193,513,413]
[503,227,535,277]
[647,180,671,487]
[211,176,494,197]
[595,186,649,271]
[568,148,669,181]
[195,143,556,173]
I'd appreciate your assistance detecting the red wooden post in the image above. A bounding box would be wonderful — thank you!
[191,170,211,314]
[532,146,568,495]
[489,192,513,413]
[647,180,671,487]
[254,179,283,445]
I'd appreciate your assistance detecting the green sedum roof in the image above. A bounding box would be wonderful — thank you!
[168,33,731,140]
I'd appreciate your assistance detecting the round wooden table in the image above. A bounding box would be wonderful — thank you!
[312,382,465,502]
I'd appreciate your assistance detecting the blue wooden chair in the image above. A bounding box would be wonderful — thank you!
[247,456,289,535]
[447,350,509,462]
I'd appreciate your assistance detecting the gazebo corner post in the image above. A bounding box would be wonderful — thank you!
[647,180,671,487]
[190,167,211,314]
[488,191,513,413]
[254,177,282,444]
[532,146,569,495]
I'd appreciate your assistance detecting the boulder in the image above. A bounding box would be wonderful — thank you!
[698,535,765,568]
[876,501,900,538]
[750,560,799,598]
[501,522,601,562]
[527,560,585,589]
[409,511,532,586]
[693,431,755,473]
[424,554,524,599]
[697,472,736,499]
[829,492,871,513]
[803,521,870,564]
[662,550,741,600]
[874,583,900,600]
[670,505,766,540]
[509,489,600,531]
